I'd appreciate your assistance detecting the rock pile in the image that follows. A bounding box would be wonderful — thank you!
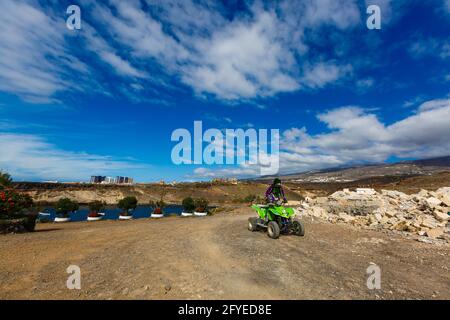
[299,187,450,243]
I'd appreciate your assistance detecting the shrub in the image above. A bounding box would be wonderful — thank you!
[181,197,195,213]
[155,200,166,208]
[118,196,138,215]
[0,190,34,219]
[88,200,105,213]
[0,171,12,190]
[149,199,165,214]
[55,198,79,217]
[194,198,209,213]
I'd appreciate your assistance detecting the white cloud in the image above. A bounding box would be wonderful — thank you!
[365,0,392,22]
[78,0,360,101]
[301,63,351,89]
[82,24,146,79]
[193,97,450,178]
[182,10,300,99]
[1,0,440,104]
[0,133,142,181]
[408,37,450,60]
[0,1,88,103]
[301,0,361,29]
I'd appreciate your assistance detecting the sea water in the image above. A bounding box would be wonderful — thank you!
[38,205,184,222]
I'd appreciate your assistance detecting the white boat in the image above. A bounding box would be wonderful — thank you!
[54,216,71,223]
[194,211,208,217]
[118,215,133,220]
[151,213,164,218]
[181,212,193,217]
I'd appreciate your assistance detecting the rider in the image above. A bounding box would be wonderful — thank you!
[265,178,287,205]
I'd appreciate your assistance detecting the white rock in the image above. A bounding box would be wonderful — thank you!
[417,237,433,244]
[421,218,438,229]
[440,196,450,207]
[436,187,450,199]
[311,207,328,218]
[426,197,442,208]
[426,227,444,239]
[433,210,449,222]
[338,212,354,222]
[374,213,383,221]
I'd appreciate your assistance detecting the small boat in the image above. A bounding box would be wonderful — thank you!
[194,211,208,217]
[54,216,71,223]
[181,212,193,217]
[151,213,164,218]
[118,215,133,220]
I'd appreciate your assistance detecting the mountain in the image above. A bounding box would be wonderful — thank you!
[256,156,450,183]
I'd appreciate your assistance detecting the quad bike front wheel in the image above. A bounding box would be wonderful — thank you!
[267,221,280,239]
[291,219,305,236]
[248,217,259,232]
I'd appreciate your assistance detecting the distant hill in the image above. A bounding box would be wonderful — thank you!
[255,156,450,183]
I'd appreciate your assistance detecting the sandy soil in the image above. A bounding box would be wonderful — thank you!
[0,207,449,300]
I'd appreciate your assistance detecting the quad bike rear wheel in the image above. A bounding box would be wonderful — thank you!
[267,221,280,239]
[248,217,259,232]
[292,219,305,236]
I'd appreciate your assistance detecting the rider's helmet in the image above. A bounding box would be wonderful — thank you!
[273,178,281,187]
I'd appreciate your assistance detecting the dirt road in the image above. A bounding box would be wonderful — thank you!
[0,207,449,300]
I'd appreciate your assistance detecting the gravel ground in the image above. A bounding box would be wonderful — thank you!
[0,207,449,300]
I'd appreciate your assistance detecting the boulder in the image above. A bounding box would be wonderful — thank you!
[440,196,450,207]
[393,220,409,231]
[421,218,438,229]
[310,206,328,219]
[374,213,383,222]
[426,227,444,239]
[436,187,450,199]
[417,189,429,198]
[433,210,449,222]
[385,211,396,218]
[338,212,355,223]
[303,187,450,243]
[425,197,442,209]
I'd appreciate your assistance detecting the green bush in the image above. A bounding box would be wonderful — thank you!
[88,200,105,213]
[0,171,12,190]
[55,198,79,217]
[194,198,209,213]
[118,196,138,213]
[182,197,195,212]
[156,200,166,208]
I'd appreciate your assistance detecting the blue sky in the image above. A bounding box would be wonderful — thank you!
[0,0,449,182]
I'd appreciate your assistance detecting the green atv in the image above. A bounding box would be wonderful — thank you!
[249,202,305,239]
